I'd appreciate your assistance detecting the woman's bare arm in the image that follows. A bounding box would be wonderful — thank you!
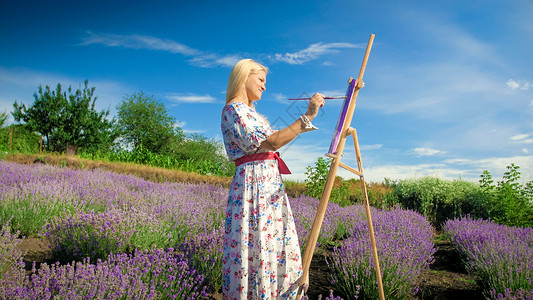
[260,93,325,151]
[260,118,306,151]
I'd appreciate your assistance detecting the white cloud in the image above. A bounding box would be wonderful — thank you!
[364,155,533,183]
[174,120,205,134]
[318,90,346,98]
[273,42,363,65]
[510,133,533,144]
[522,148,529,154]
[272,93,288,104]
[507,79,520,89]
[506,79,532,90]
[165,93,216,104]
[174,120,186,128]
[81,31,200,56]
[510,133,530,140]
[444,155,533,182]
[443,158,472,165]
[473,156,533,179]
[414,147,446,156]
[80,33,368,68]
[80,31,241,68]
[360,163,467,183]
[188,54,243,68]
[183,129,205,134]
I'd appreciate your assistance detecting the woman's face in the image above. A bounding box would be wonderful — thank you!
[244,70,266,101]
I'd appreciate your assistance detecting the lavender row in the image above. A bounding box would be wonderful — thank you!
[443,216,533,299]
[328,207,436,299]
[1,248,208,299]
[0,161,226,238]
[42,208,180,262]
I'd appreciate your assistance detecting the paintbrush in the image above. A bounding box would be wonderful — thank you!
[288,96,347,100]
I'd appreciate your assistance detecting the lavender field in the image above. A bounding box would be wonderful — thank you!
[0,160,530,299]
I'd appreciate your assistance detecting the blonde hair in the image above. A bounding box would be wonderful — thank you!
[225,59,268,104]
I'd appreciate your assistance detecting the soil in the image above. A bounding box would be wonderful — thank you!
[408,238,484,300]
[16,235,484,300]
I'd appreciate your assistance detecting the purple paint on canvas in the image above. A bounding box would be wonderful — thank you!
[328,79,357,154]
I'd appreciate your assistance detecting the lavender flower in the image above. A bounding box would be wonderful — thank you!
[444,216,533,299]
[0,217,25,280]
[41,208,178,262]
[178,223,225,292]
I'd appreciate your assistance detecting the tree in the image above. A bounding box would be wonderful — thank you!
[0,111,7,127]
[116,92,183,154]
[12,80,115,152]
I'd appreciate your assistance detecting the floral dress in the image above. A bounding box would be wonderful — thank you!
[221,102,303,299]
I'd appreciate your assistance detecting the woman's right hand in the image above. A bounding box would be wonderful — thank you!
[305,93,325,121]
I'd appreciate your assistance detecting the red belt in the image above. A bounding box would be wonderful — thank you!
[234,152,291,174]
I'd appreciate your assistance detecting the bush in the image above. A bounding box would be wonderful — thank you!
[479,164,533,227]
[79,141,235,177]
[391,177,483,228]
[391,163,533,229]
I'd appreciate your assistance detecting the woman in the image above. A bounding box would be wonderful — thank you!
[221,58,324,299]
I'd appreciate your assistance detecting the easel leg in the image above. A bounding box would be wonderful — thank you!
[353,130,386,300]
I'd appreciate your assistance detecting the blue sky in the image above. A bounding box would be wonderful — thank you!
[1,0,532,183]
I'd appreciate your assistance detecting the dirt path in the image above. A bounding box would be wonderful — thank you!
[409,238,484,300]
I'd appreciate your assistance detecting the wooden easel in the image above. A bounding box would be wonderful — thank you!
[296,34,385,300]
